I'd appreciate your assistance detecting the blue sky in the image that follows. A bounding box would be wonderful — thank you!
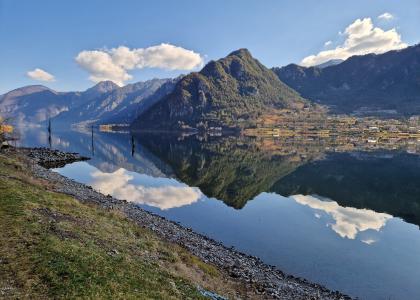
[0,0,419,93]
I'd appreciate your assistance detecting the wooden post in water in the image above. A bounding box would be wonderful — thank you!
[91,125,95,156]
[47,118,52,148]
[131,135,135,157]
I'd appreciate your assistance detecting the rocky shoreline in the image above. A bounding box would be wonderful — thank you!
[10,147,351,300]
[18,147,90,168]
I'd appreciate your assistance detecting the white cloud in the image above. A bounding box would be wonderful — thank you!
[361,238,377,245]
[76,43,204,85]
[290,194,392,240]
[378,12,394,20]
[75,50,132,86]
[90,168,202,210]
[26,68,55,82]
[324,40,332,47]
[301,17,407,66]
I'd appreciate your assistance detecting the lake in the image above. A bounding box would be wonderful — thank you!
[17,127,420,300]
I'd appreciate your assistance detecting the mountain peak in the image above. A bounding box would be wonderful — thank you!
[227,48,252,58]
[90,81,120,92]
[132,49,308,131]
[82,81,120,100]
[2,85,55,98]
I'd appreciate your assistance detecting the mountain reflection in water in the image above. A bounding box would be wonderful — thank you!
[67,159,394,243]
[17,127,420,300]
[18,127,420,227]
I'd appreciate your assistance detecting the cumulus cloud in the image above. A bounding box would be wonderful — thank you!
[301,17,407,66]
[378,12,394,20]
[76,43,204,85]
[290,195,392,240]
[90,168,202,210]
[26,68,55,82]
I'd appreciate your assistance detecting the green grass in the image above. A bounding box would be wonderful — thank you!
[0,153,245,299]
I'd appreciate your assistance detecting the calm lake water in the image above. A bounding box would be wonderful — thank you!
[18,127,420,300]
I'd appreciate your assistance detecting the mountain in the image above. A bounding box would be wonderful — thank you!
[0,85,84,124]
[82,81,120,101]
[133,77,180,118]
[315,59,344,69]
[53,78,177,126]
[273,44,420,116]
[0,78,179,127]
[132,49,310,131]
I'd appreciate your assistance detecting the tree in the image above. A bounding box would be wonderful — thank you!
[0,116,14,146]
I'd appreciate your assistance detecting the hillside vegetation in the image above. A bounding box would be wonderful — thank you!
[132,49,312,131]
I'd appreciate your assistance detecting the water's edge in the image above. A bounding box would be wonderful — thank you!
[10,146,351,300]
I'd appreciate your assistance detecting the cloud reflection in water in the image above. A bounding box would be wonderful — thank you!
[290,195,392,240]
[87,166,392,242]
[90,168,202,210]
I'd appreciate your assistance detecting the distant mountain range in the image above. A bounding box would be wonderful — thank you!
[0,78,178,127]
[0,85,90,125]
[54,78,178,127]
[273,44,420,116]
[131,48,310,131]
[1,44,419,129]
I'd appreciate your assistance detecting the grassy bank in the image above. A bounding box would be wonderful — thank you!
[0,152,250,299]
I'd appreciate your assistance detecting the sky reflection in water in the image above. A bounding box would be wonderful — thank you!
[56,161,420,300]
[18,128,420,300]
[63,162,394,243]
